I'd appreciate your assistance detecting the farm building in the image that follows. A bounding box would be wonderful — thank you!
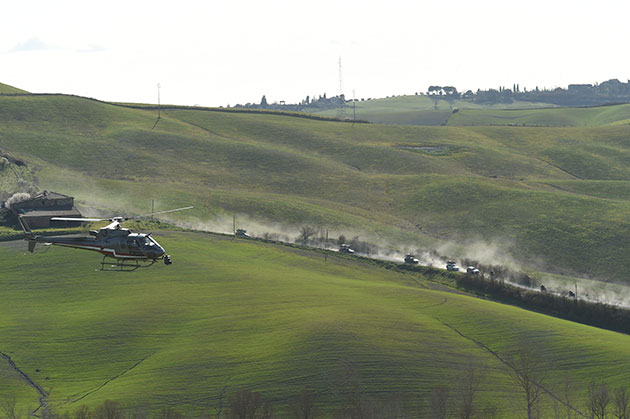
[11,190,81,228]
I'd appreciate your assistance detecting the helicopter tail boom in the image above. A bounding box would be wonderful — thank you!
[18,216,34,239]
[18,216,39,252]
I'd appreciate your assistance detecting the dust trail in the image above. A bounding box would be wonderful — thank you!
[132,213,630,308]
[531,275,630,308]
[173,214,302,242]
[0,351,48,417]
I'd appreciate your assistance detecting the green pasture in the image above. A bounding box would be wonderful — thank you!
[1,232,630,417]
[2,94,630,283]
[0,83,28,94]
[448,104,630,127]
[311,95,556,125]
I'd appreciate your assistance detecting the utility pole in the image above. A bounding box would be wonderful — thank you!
[152,83,161,130]
[151,200,154,220]
[352,89,356,127]
[157,83,161,120]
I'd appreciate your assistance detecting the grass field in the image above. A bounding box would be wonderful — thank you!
[447,104,630,127]
[311,94,556,126]
[0,83,29,94]
[2,232,630,417]
[4,90,630,417]
[3,94,630,284]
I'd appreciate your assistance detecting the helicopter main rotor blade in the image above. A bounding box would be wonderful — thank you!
[137,206,194,218]
[51,217,108,222]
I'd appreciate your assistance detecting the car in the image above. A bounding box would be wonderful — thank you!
[339,244,355,254]
[446,260,460,272]
[466,266,480,275]
[404,254,419,264]
[235,228,251,238]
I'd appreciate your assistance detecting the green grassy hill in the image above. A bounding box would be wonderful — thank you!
[0,82,29,94]
[311,95,556,125]
[1,233,630,417]
[447,104,630,127]
[2,94,630,283]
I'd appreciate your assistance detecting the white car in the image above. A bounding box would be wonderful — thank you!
[446,261,459,272]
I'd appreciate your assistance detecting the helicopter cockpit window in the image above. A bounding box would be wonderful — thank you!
[127,238,139,248]
[137,237,153,247]
[147,237,161,248]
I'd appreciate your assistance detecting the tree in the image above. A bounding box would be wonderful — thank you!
[559,374,577,419]
[129,405,149,419]
[428,85,443,95]
[429,385,449,419]
[260,95,268,107]
[157,408,185,419]
[290,389,318,419]
[228,389,273,419]
[298,225,318,243]
[454,362,483,419]
[443,86,459,97]
[0,397,18,419]
[94,400,123,419]
[587,381,610,419]
[614,387,629,419]
[214,379,231,419]
[74,405,93,419]
[508,335,547,419]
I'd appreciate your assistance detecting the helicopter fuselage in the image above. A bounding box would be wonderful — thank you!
[18,210,187,269]
[38,227,166,260]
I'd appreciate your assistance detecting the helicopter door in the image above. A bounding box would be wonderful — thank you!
[125,238,141,255]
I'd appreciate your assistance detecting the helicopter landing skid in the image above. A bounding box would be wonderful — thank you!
[100,256,156,272]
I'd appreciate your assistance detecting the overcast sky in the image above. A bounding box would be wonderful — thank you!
[2,0,629,107]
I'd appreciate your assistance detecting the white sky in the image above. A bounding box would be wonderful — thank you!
[2,0,629,107]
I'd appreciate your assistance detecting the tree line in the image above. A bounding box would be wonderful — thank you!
[7,345,630,419]
[427,79,630,107]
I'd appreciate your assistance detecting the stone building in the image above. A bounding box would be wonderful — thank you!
[11,190,81,228]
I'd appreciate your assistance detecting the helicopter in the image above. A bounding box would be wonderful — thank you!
[18,206,193,271]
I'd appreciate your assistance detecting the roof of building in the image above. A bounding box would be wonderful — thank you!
[29,190,73,200]
[20,208,82,218]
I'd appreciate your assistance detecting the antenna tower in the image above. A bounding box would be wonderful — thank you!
[336,57,346,119]
[338,57,344,97]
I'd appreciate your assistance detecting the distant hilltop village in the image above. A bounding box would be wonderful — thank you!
[235,79,630,111]
[460,78,630,107]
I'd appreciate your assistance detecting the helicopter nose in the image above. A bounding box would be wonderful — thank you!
[148,247,165,260]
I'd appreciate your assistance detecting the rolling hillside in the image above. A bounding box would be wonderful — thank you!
[3,94,630,283]
[447,103,630,127]
[0,82,29,94]
[311,94,557,125]
[2,233,630,417]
